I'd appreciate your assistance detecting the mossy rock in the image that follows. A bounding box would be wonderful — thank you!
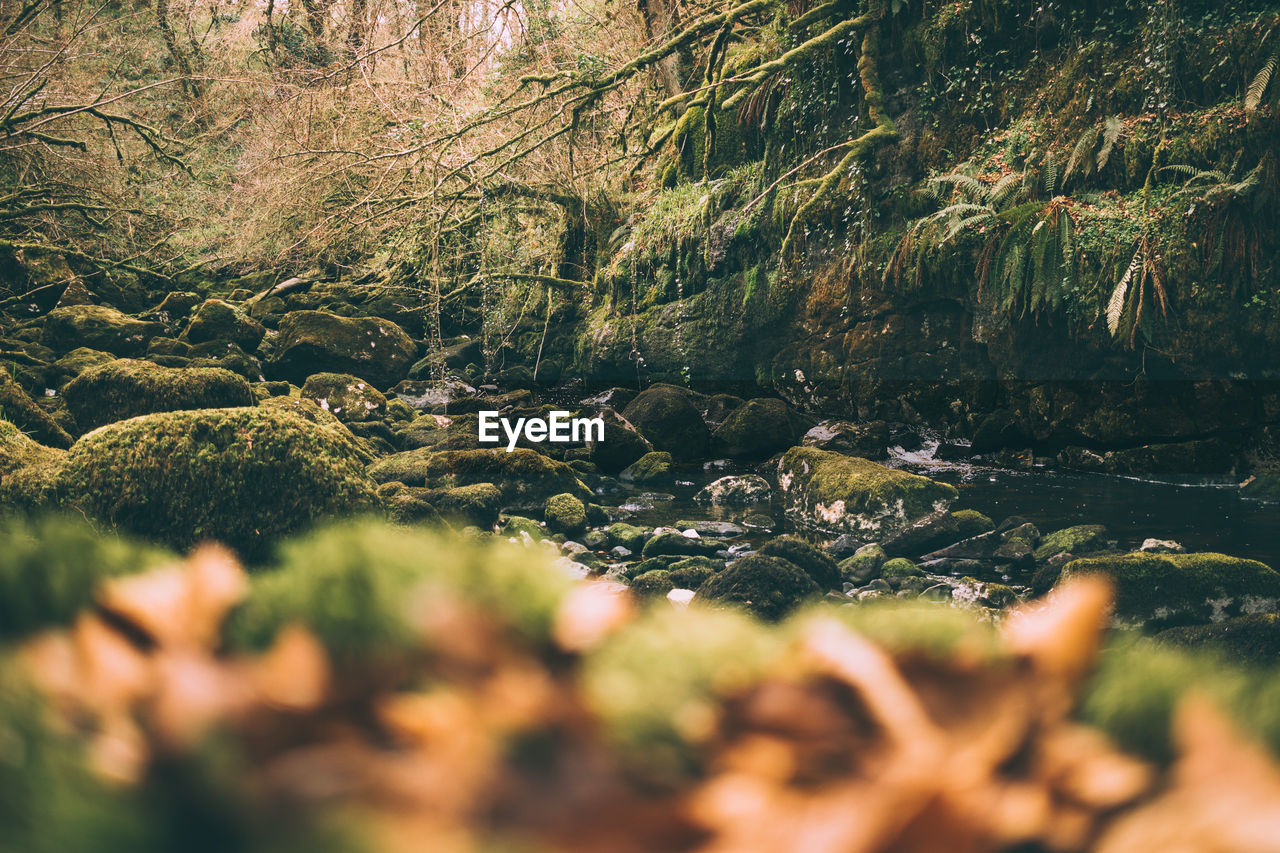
[299,372,388,423]
[0,374,73,448]
[839,543,887,583]
[951,509,995,539]
[711,397,797,458]
[181,298,266,350]
[426,483,502,528]
[630,569,676,599]
[500,514,547,540]
[641,530,719,559]
[880,557,923,579]
[367,447,590,506]
[41,304,161,357]
[544,492,588,535]
[607,522,649,552]
[757,535,840,590]
[227,521,573,661]
[1062,552,1280,630]
[268,310,416,388]
[694,554,820,621]
[777,446,958,537]
[47,407,379,560]
[46,347,116,386]
[1034,524,1108,561]
[62,358,254,431]
[693,474,771,504]
[586,408,651,474]
[621,384,709,461]
[619,450,673,485]
[0,419,62,476]
[1154,614,1280,666]
[667,556,723,589]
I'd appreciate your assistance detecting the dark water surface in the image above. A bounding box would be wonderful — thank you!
[609,454,1280,569]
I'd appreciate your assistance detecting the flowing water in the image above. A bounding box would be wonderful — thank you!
[607,450,1280,570]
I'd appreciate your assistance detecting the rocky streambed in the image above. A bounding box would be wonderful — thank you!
[2,292,1279,665]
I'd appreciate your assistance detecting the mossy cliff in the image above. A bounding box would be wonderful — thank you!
[465,2,1280,460]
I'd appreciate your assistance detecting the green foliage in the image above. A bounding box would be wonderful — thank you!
[228,521,574,658]
[0,515,170,640]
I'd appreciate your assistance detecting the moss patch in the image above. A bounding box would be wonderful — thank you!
[777,446,958,537]
[62,358,254,432]
[1062,552,1280,630]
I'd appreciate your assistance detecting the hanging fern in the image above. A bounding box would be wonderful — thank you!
[1245,53,1277,111]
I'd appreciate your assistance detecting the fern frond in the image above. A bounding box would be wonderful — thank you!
[1065,127,1099,184]
[942,214,994,243]
[989,172,1024,207]
[1108,249,1142,336]
[1098,116,1123,171]
[1245,55,1277,111]
[1043,152,1058,195]
[929,173,988,201]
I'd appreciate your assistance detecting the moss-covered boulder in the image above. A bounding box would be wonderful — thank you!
[711,398,797,458]
[757,535,840,590]
[839,543,887,583]
[41,304,160,356]
[694,554,820,621]
[693,474,771,504]
[424,483,502,528]
[367,447,590,506]
[641,530,720,559]
[586,408,651,474]
[621,384,709,461]
[0,373,72,447]
[299,372,388,423]
[268,310,417,388]
[630,569,675,599]
[181,298,266,350]
[607,522,649,552]
[619,450,673,485]
[1061,552,1280,630]
[0,420,62,477]
[1034,524,1109,561]
[776,446,958,537]
[61,358,254,431]
[544,492,588,535]
[1154,614,1280,666]
[46,347,116,386]
[43,407,379,559]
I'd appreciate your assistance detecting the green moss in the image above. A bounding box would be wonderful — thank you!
[299,372,388,424]
[711,398,796,458]
[618,450,673,485]
[880,557,923,579]
[500,514,547,540]
[1034,524,1108,561]
[630,569,675,599]
[367,448,590,506]
[227,521,573,661]
[607,522,648,552]
[777,446,958,536]
[0,374,73,448]
[268,310,416,388]
[950,509,995,538]
[0,420,61,476]
[543,492,587,535]
[0,514,172,639]
[1155,614,1280,667]
[757,535,840,589]
[55,407,379,560]
[62,359,255,431]
[1062,552,1280,630]
[694,554,820,622]
[1081,635,1280,764]
[41,305,159,357]
[581,606,782,778]
[181,298,265,350]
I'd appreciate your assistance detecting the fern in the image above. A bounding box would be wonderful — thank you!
[1097,116,1123,171]
[1043,151,1058,196]
[1107,250,1140,336]
[1245,54,1277,111]
[1065,127,1100,184]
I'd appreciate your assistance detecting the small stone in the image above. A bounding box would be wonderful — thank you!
[1140,538,1186,553]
